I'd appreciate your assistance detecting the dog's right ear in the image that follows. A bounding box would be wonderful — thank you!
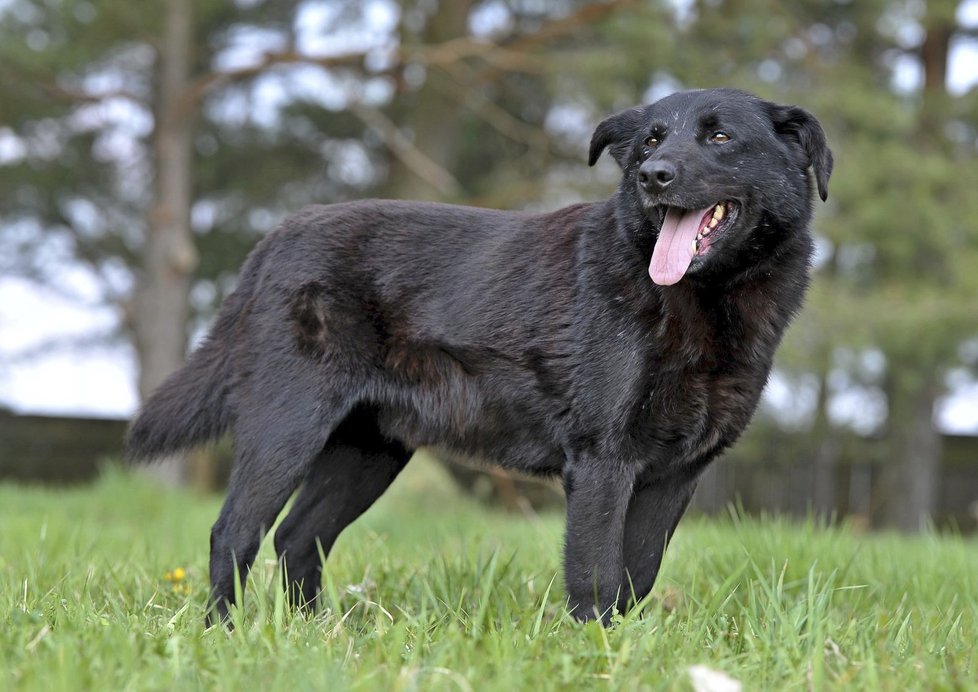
[588,107,644,169]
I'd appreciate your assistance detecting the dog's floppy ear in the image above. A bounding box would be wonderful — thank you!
[767,103,834,201]
[588,107,644,169]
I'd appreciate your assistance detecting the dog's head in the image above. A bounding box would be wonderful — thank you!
[589,89,832,286]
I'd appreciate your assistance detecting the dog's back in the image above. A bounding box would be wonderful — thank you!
[126,199,585,468]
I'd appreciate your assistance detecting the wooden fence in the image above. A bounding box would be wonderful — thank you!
[2,408,976,530]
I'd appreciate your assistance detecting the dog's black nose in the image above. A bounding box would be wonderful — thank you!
[638,160,676,191]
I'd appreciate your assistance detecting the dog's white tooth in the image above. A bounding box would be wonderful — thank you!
[691,239,698,254]
[714,205,725,220]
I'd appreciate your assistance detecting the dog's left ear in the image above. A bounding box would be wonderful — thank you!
[767,103,834,201]
[588,107,643,169]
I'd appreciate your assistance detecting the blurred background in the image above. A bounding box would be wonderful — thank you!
[1,0,976,532]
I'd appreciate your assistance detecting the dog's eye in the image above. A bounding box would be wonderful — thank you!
[709,131,731,143]
[644,135,661,148]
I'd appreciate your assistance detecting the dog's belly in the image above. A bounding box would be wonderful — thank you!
[375,377,566,475]
[379,411,564,474]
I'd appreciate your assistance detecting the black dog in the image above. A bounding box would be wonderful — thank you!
[127,88,832,626]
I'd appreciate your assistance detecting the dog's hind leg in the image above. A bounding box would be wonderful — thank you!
[619,471,698,614]
[206,389,349,627]
[273,408,411,610]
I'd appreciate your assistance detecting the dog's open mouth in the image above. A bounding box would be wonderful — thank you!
[649,201,738,286]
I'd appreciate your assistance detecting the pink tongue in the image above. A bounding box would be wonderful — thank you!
[648,206,712,286]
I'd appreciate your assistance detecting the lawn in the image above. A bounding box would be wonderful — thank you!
[1,455,976,691]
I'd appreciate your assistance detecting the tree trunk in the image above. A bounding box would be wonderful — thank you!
[690,461,724,514]
[132,0,197,485]
[810,360,839,520]
[873,0,953,530]
[878,368,943,531]
[386,0,473,200]
[918,0,953,136]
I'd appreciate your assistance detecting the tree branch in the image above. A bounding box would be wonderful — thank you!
[437,60,552,151]
[502,0,641,52]
[418,37,550,73]
[0,62,143,106]
[182,0,639,112]
[347,101,462,198]
[181,49,375,115]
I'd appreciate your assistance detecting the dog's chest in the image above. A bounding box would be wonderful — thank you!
[631,301,776,467]
[640,365,763,464]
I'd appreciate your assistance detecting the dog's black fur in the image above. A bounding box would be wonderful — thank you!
[127,88,832,626]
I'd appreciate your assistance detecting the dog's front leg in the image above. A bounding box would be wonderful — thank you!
[562,454,636,625]
[619,470,699,613]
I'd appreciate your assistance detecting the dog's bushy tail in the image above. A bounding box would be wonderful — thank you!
[126,247,265,463]
[125,336,233,463]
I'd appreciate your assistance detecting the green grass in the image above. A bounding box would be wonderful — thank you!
[2,456,976,691]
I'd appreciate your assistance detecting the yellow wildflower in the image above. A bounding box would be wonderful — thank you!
[163,567,190,594]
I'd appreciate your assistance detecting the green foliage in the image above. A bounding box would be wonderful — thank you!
[2,460,977,690]
[579,1,978,401]
[0,0,383,325]
[5,0,975,378]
